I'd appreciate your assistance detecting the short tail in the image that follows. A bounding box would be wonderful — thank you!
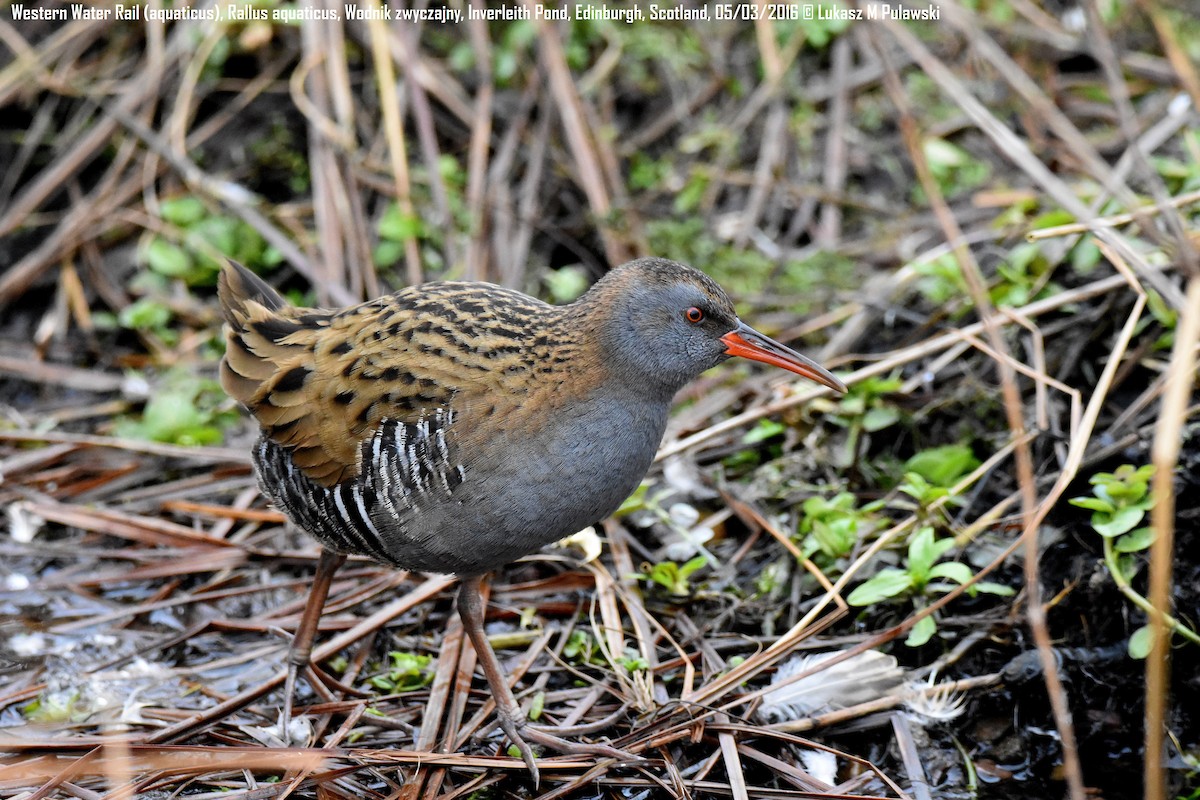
[217,261,306,409]
[217,259,286,326]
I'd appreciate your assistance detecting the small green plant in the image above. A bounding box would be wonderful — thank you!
[562,629,605,666]
[23,689,85,723]
[912,253,967,306]
[796,3,853,47]
[367,651,434,693]
[93,270,184,345]
[896,473,948,509]
[754,558,791,599]
[1069,464,1200,657]
[723,419,788,470]
[144,196,280,286]
[119,296,175,337]
[743,418,786,445]
[797,492,885,562]
[617,648,650,673]
[113,369,238,446]
[374,155,471,276]
[374,200,427,268]
[543,265,590,303]
[629,152,673,191]
[917,137,991,202]
[1145,289,1178,352]
[636,556,708,597]
[1069,464,1155,539]
[989,242,1061,309]
[911,242,1061,310]
[904,443,980,488]
[825,375,904,469]
[896,444,981,523]
[847,526,1013,647]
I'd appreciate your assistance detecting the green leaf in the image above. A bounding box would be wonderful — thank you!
[615,482,650,515]
[1129,494,1155,513]
[528,690,545,722]
[1030,209,1075,229]
[159,196,207,225]
[809,517,858,559]
[119,298,172,331]
[1102,481,1133,499]
[1069,496,1115,513]
[974,581,1016,596]
[1116,553,1140,583]
[838,395,866,415]
[143,238,193,278]
[142,392,204,436]
[929,561,973,585]
[906,614,937,647]
[903,444,980,487]
[923,137,968,169]
[113,371,236,446]
[861,405,900,432]
[907,526,938,574]
[188,216,239,259]
[1071,238,1102,274]
[544,265,590,303]
[1093,506,1145,538]
[379,204,424,242]
[907,527,953,577]
[673,170,708,214]
[847,569,913,606]
[743,419,785,445]
[898,472,952,506]
[173,426,223,446]
[678,555,709,581]
[1115,527,1156,553]
[1128,624,1154,659]
[373,240,405,268]
[23,690,82,723]
[899,472,931,496]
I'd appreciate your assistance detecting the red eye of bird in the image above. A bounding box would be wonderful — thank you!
[685,306,704,323]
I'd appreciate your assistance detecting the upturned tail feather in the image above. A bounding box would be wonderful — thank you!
[217,261,345,481]
[218,261,300,406]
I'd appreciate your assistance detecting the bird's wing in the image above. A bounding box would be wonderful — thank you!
[218,261,548,487]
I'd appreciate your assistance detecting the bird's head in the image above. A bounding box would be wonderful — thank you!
[582,258,847,398]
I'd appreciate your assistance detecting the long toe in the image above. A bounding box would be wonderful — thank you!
[493,704,541,785]
[519,724,643,763]
[527,703,628,736]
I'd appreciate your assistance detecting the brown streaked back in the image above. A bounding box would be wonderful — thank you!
[217,261,584,487]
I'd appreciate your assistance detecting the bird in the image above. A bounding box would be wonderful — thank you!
[217,257,846,781]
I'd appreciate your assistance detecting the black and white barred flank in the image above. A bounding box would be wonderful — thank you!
[254,408,466,571]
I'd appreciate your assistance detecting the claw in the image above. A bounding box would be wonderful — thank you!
[494,711,541,786]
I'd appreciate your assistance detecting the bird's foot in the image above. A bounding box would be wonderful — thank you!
[493,705,642,787]
[455,576,642,786]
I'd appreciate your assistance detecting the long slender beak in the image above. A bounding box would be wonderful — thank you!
[721,321,847,393]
